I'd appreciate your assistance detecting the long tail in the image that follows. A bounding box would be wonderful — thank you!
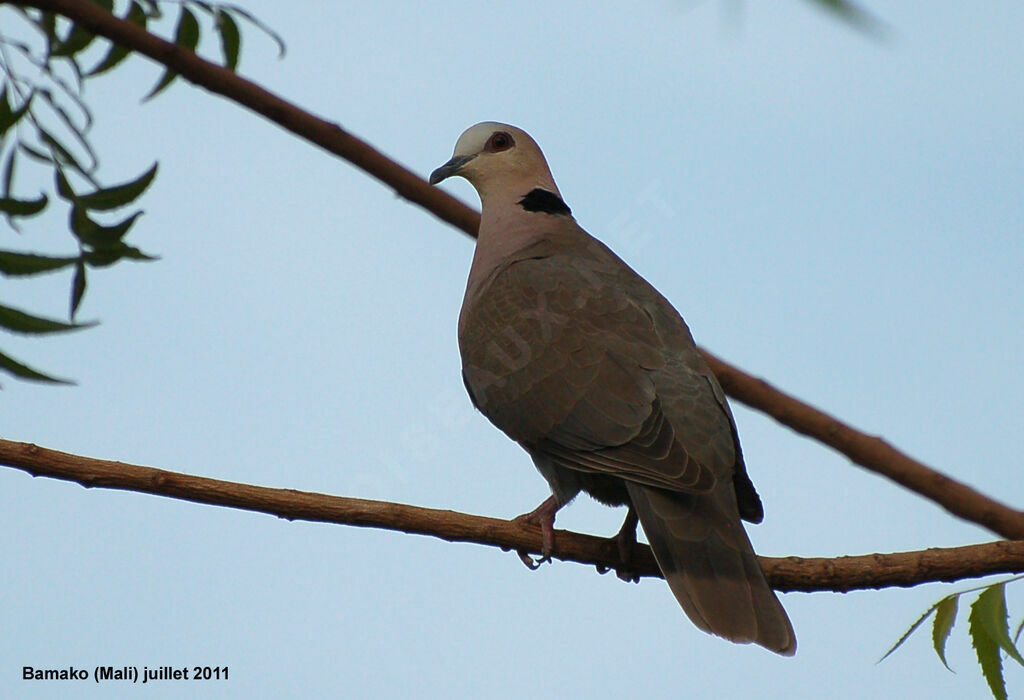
[626,482,796,656]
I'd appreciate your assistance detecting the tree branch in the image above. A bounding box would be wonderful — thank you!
[21,0,481,238]
[18,0,1024,541]
[3,438,1023,593]
[702,352,1024,540]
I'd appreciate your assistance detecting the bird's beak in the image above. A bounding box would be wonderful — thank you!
[429,154,476,184]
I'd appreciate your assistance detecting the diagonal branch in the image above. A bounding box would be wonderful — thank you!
[2,438,1024,593]
[20,0,481,238]
[703,352,1024,540]
[19,0,1024,540]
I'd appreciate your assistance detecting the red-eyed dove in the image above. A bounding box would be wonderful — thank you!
[430,122,796,655]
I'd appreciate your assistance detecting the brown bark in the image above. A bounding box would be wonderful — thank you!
[3,439,1023,593]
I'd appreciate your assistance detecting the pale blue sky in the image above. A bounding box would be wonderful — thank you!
[2,1,1023,697]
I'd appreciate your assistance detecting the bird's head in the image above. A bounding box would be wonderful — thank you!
[429,122,563,204]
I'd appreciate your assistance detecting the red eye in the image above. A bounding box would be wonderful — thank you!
[485,131,514,152]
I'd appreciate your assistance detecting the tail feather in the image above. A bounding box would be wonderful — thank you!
[626,482,796,656]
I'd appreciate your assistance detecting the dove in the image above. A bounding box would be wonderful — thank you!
[430,122,796,655]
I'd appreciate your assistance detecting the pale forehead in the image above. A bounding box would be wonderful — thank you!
[452,121,531,155]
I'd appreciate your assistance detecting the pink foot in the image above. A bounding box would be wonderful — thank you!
[514,495,560,568]
[613,507,640,583]
[596,507,640,583]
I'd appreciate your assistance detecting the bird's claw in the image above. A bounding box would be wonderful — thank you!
[610,507,640,583]
[513,495,560,570]
[517,550,552,570]
[616,568,640,584]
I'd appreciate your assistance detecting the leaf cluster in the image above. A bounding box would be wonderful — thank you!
[883,576,1024,700]
[0,1,283,385]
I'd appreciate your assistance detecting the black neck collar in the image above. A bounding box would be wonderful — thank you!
[518,188,572,216]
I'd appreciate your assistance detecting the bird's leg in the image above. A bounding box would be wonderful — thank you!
[612,506,640,583]
[514,495,561,569]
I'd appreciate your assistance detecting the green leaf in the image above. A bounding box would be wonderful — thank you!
[39,12,58,59]
[216,10,241,71]
[223,5,286,58]
[0,302,96,335]
[38,128,84,171]
[880,598,944,663]
[55,168,76,200]
[0,250,79,276]
[76,163,157,211]
[969,585,1014,700]
[0,88,33,140]
[82,248,120,267]
[83,241,154,267]
[70,259,86,318]
[143,8,200,101]
[70,206,143,247]
[176,8,202,48]
[88,2,148,77]
[0,193,48,217]
[38,89,97,170]
[933,595,959,671]
[51,21,96,57]
[114,243,158,262]
[980,584,1024,665]
[3,147,17,198]
[0,348,73,384]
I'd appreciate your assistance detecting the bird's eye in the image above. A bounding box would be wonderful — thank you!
[485,131,514,152]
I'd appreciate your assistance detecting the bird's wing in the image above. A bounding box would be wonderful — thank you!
[460,234,729,493]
